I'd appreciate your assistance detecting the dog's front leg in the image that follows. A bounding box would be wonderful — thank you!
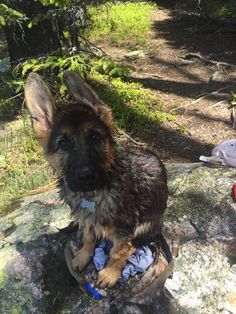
[97,239,135,288]
[72,225,96,271]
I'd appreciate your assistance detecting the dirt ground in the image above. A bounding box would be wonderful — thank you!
[98,3,236,163]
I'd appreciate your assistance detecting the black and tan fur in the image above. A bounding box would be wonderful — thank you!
[24,71,168,288]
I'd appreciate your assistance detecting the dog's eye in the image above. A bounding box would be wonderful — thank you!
[57,137,70,150]
[90,131,102,143]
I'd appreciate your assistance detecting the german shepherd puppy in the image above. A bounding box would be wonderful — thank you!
[24,71,168,288]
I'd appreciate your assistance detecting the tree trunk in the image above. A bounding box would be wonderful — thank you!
[4,1,62,63]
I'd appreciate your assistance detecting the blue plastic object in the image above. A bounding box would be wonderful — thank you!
[84,282,103,299]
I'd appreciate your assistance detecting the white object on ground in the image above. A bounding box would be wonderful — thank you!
[200,139,236,167]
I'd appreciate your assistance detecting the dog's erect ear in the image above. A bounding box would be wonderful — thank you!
[63,71,113,131]
[63,70,104,112]
[63,71,113,132]
[24,73,54,149]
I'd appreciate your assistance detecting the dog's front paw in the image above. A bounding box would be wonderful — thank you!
[97,266,121,288]
[72,247,92,271]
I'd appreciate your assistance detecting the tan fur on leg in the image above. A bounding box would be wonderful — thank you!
[72,225,96,271]
[97,240,135,288]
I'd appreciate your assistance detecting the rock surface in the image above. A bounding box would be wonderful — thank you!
[165,163,236,314]
[0,163,236,313]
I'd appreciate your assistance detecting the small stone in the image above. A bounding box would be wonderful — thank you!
[125,50,145,60]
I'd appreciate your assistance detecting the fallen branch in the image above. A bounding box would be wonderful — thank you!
[209,99,229,108]
[230,107,236,128]
[175,85,236,113]
[183,52,236,69]
[117,128,146,146]
[79,33,107,58]
[2,92,23,101]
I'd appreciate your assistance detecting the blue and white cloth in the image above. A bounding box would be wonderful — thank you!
[93,240,154,282]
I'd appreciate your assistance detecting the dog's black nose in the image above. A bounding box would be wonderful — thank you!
[77,165,93,181]
[67,164,96,192]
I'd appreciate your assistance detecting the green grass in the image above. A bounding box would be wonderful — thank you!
[87,2,156,47]
[0,53,54,206]
[91,72,174,132]
[0,118,53,206]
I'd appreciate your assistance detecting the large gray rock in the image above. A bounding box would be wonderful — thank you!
[0,163,235,313]
[0,190,72,314]
[165,163,236,314]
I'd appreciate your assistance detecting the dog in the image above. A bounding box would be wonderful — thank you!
[24,71,168,288]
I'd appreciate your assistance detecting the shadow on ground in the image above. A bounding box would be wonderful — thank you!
[153,0,236,64]
[119,0,236,162]
[93,79,213,162]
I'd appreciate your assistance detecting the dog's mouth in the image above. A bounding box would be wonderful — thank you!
[67,177,97,193]
[65,166,110,193]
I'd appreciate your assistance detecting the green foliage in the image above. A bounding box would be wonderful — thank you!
[0,15,5,27]
[38,0,69,7]
[91,58,130,78]
[27,13,47,29]
[231,91,236,105]
[0,0,91,51]
[4,49,174,132]
[19,55,88,79]
[87,2,156,47]
[13,54,131,94]
[0,3,26,26]
[12,54,88,96]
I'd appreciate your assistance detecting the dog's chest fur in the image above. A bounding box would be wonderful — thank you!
[60,145,168,242]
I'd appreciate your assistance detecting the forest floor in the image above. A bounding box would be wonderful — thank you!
[96,2,236,162]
